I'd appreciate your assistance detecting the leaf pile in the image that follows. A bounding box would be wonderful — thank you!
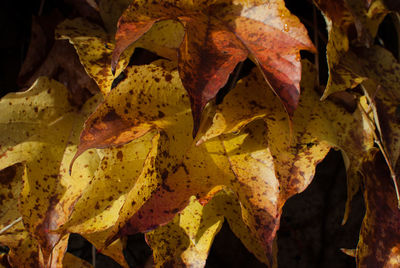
[0,0,399,267]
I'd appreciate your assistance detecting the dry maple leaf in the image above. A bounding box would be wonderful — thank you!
[111,0,315,135]
[314,0,387,98]
[357,150,400,267]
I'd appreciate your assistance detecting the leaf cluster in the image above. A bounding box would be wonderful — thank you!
[0,0,399,267]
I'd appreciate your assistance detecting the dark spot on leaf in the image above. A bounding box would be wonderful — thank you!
[161,170,169,180]
[0,165,17,185]
[102,109,120,122]
[117,151,123,161]
[165,74,173,82]
[171,208,179,214]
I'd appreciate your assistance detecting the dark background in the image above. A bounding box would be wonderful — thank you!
[2,0,398,267]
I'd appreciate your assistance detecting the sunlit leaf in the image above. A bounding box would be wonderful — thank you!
[112,0,315,134]
[56,18,133,95]
[0,77,101,262]
[63,253,93,268]
[200,60,374,223]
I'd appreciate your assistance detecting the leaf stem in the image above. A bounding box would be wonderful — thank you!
[358,101,400,209]
[0,217,22,235]
[375,137,400,209]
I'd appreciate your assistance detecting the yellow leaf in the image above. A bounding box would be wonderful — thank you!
[0,164,23,232]
[83,230,129,268]
[200,60,374,223]
[146,195,224,267]
[0,164,70,268]
[146,191,268,267]
[56,17,183,96]
[56,18,133,95]
[0,77,102,263]
[63,253,93,268]
[73,59,192,163]
[62,131,155,233]
[357,46,400,169]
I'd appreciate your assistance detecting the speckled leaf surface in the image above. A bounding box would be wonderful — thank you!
[146,191,268,267]
[63,132,154,235]
[56,18,133,95]
[112,0,315,134]
[0,164,70,268]
[200,60,374,223]
[0,164,40,268]
[357,150,400,267]
[356,46,400,169]
[78,59,351,265]
[313,45,400,170]
[57,16,184,96]
[0,77,102,263]
[83,230,128,268]
[146,195,224,267]
[62,253,93,268]
[73,59,193,163]
[314,0,387,98]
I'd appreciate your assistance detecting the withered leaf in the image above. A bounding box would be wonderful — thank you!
[357,150,400,267]
[315,0,388,98]
[112,0,315,134]
[356,46,400,169]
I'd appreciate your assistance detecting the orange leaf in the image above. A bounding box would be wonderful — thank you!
[112,0,315,135]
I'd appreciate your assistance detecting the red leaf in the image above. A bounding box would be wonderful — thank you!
[112,0,315,135]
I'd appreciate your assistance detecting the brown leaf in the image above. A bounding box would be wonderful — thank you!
[356,46,400,169]
[112,0,315,135]
[323,45,400,169]
[357,150,400,267]
[315,0,388,99]
[17,12,98,107]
